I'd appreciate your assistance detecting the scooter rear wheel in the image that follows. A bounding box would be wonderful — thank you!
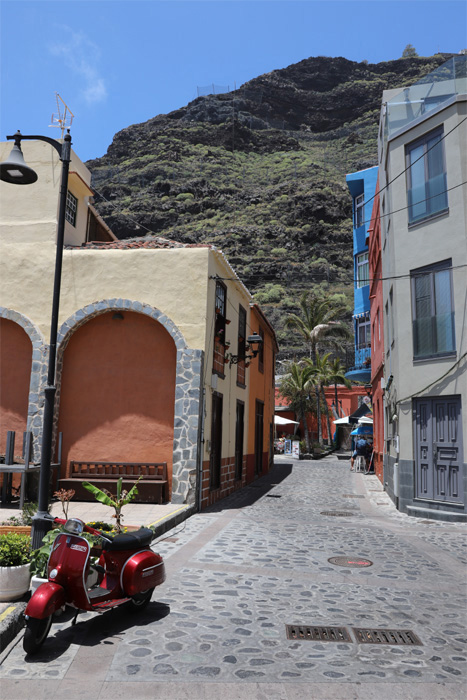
[127,587,154,613]
[23,615,53,655]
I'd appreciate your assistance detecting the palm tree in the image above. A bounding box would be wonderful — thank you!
[278,362,314,453]
[328,358,352,420]
[285,291,352,361]
[306,353,334,446]
[286,292,351,445]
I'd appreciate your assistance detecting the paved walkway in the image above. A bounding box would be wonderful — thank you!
[1,455,466,699]
[0,500,185,529]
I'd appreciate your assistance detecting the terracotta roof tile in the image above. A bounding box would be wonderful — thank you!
[66,236,213,251]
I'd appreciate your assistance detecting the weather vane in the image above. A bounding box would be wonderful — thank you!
[49,93,74,138]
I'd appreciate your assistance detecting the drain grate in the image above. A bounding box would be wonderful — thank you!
[320,511,356,517]
[343,494,365,499]
[328,556,373,568]
[266,494,282,498]
[353,628,423,646]
[286,625,352,642]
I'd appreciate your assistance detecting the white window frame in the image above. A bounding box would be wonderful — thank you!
[65,191,78,227]
[354,193,365,228]
[356,251,369,288]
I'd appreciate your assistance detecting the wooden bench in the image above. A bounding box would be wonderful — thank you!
[64,461,168,504]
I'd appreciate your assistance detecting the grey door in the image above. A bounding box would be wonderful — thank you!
[414,396,463,504]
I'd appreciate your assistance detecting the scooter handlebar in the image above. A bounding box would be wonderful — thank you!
[51,517,114,542]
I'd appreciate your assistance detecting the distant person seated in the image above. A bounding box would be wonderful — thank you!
[350,437,368,471]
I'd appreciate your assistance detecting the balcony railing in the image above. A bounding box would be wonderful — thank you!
[386,55,466,139]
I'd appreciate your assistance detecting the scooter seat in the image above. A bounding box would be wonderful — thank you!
[102,528,154,551]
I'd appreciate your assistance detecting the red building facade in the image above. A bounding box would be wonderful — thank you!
[368,177,384,482]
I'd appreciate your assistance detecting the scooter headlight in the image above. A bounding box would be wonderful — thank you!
[64,518,84,535]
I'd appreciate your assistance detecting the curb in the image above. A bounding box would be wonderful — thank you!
[150,504,196,542]
[0,599,27,655]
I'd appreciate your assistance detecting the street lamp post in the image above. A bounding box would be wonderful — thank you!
[0,130,72,548]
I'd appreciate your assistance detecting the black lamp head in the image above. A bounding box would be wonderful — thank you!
[247,333,263,346]
[0,136,38,185]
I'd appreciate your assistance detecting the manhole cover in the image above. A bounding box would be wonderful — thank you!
[286,625,352,642]
[320,511,356,517]
[353,628,422,645]
[328,556,373,568]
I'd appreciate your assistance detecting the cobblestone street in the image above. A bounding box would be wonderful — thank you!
[1,455,466,699]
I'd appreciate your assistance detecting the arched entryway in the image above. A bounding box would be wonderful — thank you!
[0,318,32,456]
[57,311,177,495]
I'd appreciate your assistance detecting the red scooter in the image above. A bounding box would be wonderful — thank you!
[23,517,165,654]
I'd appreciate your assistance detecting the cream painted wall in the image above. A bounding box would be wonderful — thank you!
[204,249,253,460]
[0,241,211,349]
[1,139,268,476]
[0,140,92,248]
[379,94,467,459]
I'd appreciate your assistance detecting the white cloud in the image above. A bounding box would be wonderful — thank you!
[49,29,108,105]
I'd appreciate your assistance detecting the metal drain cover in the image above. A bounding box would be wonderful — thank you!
[266,494,282,498]
[320,511,356,517]
[353,628,423,645]
[343,494,365,499]
[328,556,373,568]
[286,625,352,642]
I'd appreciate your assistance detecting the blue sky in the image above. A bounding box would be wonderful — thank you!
[1,1,466,162]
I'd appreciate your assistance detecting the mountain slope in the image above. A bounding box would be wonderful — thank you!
[87,54,450,357]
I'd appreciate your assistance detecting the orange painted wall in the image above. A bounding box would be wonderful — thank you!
[275,385,364,442]
[246,307,276,482]
[57,311,176,492]
[0,319,32,455]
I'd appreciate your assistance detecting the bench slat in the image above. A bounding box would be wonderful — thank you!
[68,460,168,503]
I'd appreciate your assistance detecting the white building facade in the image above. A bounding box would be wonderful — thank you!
[378,56,467,521]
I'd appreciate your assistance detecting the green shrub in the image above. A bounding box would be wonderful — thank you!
[176,192,194,202]
[0,533,31,567]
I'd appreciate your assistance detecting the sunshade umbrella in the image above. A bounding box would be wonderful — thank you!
[350,425,373,436]
[274,415,299,425]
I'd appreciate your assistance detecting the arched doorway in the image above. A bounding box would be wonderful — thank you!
[0,318,32,455]
[57,311,176,495]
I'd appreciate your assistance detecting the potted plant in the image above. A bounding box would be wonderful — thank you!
[0,532,31,601]
[82,476,143,533]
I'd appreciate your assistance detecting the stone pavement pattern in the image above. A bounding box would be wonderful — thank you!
[1,455,466,699]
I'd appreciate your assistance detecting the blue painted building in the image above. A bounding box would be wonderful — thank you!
[345,166,378,383]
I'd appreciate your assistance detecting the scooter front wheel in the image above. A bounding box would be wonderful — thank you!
[127,587,155,613]
[23,615,53,655]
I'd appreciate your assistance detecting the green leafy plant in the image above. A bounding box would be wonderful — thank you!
[29,528,58,578]
[0,533,31,567]
[82,476,143,533]
[86,521,128,536]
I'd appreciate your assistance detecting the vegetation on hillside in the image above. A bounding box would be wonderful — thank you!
[88,54,451,360]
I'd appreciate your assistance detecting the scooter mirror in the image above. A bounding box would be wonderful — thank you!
[64,518,85,535]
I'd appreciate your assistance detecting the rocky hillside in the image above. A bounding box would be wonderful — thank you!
[87,54,450,358]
